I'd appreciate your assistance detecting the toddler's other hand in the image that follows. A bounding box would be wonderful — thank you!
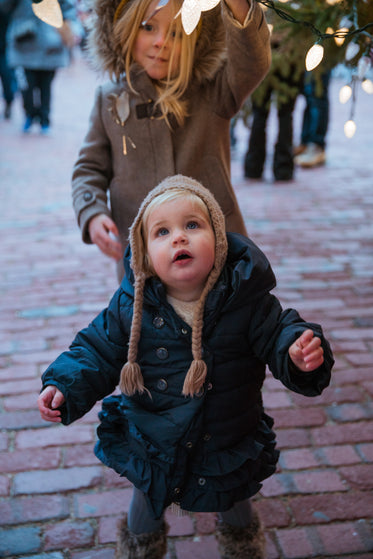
[289,329,324,372]
[37,385,65,423]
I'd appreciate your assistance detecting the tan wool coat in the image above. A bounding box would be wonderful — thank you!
[72,0,271,250]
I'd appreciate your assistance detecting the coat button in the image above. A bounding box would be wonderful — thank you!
[203,433,211,441]
[153,316,164,329]
[156,347,168,360]
[186,441,193,449]
[207,383,213,391]
[181,328,188,335]
[156,378,168,391]
[198,477,206,486]
[174,487,181,494]
[83,191,93,201]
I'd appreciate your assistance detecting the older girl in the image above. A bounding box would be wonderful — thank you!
[71,0,271,278]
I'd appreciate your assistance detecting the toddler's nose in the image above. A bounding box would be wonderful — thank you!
[172,229,187,244]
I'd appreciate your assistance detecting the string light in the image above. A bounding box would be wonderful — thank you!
[31,0,63,28]
[362,78,373,94]
[345,41,360,60]
[339,84,352,103]
[357,55,372,79]
[344,119,356,138]
[180,0,220,34]
[305,43,324,71]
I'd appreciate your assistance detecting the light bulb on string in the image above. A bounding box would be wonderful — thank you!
[362,79,373,94]
[31,0,63,27]
[345,41,360,61]
[357,56,372,80]
[180,0,220,35]
[305,43,324,71]
[339,84,352,104]
[344,119,356,138]
[334,28,349,46]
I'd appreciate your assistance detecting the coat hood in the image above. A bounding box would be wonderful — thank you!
[85,0,226,82]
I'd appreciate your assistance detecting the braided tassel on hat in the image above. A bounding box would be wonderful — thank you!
[119,175,228,398]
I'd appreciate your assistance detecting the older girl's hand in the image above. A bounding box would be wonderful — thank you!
[88,214,123,261]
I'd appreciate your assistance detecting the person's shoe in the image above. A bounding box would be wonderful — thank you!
[4,103,12,119]
[293,143,306,156]
[274,170,293,181]
[294,143,326,168]
[23,116,33,133]
[40,124,51,136]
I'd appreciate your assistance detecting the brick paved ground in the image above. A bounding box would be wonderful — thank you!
[0,52,372,558]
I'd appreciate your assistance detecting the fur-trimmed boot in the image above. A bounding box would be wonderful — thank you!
[216,510,266,559]
[116,516,168,559]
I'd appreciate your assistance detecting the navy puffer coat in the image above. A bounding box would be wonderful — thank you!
[41,233,333,519]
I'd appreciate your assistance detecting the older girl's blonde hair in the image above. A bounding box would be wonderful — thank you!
[113,0,198,126]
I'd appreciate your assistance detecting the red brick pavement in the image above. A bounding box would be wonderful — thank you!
[0,52,372,558]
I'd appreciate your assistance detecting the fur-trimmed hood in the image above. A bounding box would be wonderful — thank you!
[85,0,226,82]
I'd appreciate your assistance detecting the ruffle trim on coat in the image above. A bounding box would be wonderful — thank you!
[95,396,279,518]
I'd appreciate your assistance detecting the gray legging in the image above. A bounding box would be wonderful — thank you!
[128,487,252,534]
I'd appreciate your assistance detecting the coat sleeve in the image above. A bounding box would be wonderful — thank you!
[207,1,271,118]
[41,289,129,424]
[71,85,114,243]
[246,293,334,396]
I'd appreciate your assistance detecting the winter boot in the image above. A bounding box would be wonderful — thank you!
[116,516,168,559]
[216,510,266,559]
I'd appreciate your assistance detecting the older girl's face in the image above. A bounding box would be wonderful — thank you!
[132,0,182,80]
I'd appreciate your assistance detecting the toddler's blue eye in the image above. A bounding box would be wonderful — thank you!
[187,221,198,229]
[158,227,169,236]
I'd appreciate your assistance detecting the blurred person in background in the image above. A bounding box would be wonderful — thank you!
[0,11,17,118]
[294,69,330,168]
[0,0,81,134]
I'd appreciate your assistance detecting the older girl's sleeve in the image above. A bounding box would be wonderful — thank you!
[212,0,271,115]
[41,288,128,424]
[72,85,113,244]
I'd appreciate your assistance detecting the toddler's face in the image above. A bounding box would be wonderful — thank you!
[133,0,182,81]
[145,197,215,300]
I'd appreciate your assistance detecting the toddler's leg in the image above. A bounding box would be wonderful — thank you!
[217,499,265,559]
[116,487,168,559]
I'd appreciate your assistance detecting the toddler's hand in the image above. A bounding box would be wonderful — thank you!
[289,329,324,372]
[37,385,65,423]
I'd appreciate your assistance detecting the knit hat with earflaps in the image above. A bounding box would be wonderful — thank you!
[120,174,228,397]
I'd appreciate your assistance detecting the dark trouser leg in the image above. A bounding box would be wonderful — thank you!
[0,54,16,106]
[301,70,330,149]
[38,69,55,127]
[22,69,38,120]
[244,103,269,178]
[128,488,164,534]
[273,96,297,180]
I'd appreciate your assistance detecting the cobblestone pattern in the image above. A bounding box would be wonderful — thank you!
[0,54,372,558]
